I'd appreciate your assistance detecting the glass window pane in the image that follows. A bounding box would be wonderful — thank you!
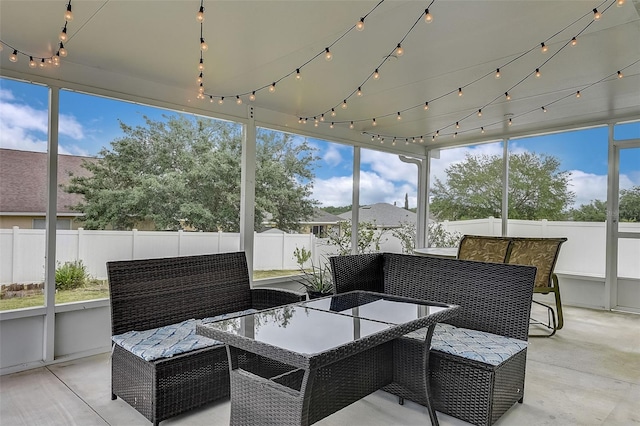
[0,77,49,311]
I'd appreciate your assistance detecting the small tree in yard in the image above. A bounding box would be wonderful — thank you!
[325,220,387,256]
[392,221,463,254]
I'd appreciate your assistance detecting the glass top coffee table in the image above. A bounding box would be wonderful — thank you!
[197,291,459,426]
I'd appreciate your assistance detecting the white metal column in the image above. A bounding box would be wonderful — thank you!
[605,124,618,310]
[240,106,256,282]
[501,138,509,236]
[44,86,60,362]
[351,147,360,254]
[400,156,426,248]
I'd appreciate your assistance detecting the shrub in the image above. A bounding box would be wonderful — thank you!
[55,260,88,291]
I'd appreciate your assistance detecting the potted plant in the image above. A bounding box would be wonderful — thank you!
[293,247,334,299]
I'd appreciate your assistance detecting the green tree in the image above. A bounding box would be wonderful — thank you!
[323,205,352,215]
[325,220,386,255]
[65,115,318,232]
[431,152,574,220]
[620,186,640,222]
[569,199,607,222]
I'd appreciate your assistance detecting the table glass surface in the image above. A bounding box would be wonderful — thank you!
[203,305,391,355]
[202,292,449,356]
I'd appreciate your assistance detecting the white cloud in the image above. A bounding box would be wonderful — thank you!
[568,170,608,207]
[0,90,85,154]
[361,149,417,183]
[323,145,342,167]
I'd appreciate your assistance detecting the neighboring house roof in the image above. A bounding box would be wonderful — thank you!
[305,208,343,225]
[338,203,416,228]
[0,149,95,215]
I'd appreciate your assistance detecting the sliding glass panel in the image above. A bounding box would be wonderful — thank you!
[0,78,49,311]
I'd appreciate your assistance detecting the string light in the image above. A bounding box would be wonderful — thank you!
[197,4,205,22]
[357,18,365,31]
[373,68,380,80]
[320,114,325,122]
[236,96,242,105]
[64,0,73,21]
[357,87,363,96]
[29,56,36,68]
[197,73,203,84]
[39,58,46,68]
[372,118,377,126]
[200,37,208,52]
[424,102,429,110]
[330,122,334,129]
[617,0,625,6]
[249,92,256,101]
[341,99,348,109]
[571,37,578,46]
[455,121,460,129]
[395,43,404,57]
[617,70,623,79]
[477,109,482,117]
[210,96,214,103]
[218,97,224,105]
[325,47,332,61]
[59,24,68,42]
[424,8,432,23]
[540,42,548,53]
[397,112,402,120]
[481,127,485,134]
[10,50,18,62]
[198,57,204,71]
[296,69,301,80]
[576,90,581,98]
[593,8,601,20]
[505,92,511,101]
[331,108,336,117]
[349,121,354,129]
[508,118,513,126]
[495,68,501,79]
[269,82,276,92]
[542,106,547,112]
[535,68,541,78]
[458,88,463,97]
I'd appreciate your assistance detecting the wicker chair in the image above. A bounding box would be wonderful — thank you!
[107,252,305,426]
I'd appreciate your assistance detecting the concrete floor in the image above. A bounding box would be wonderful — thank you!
[1,304,639,426]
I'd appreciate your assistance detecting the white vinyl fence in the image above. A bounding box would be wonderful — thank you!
[1,219,639,285]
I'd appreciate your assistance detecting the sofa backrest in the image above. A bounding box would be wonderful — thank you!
[108,252,252,335]
[507,237,567,289]
[330,253,385,294]
[382,253,536,340]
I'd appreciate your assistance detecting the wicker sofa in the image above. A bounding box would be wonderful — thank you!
[330,252,537,426]
[107,251,305,426]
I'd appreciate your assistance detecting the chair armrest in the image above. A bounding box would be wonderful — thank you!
[250,288,306,310]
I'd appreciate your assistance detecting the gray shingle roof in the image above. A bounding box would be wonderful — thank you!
[0,149,95,214]
[338,203,416,228]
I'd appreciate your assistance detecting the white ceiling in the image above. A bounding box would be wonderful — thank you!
[1,0,639,157]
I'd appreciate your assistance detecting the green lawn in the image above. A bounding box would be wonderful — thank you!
[0,270,301,311]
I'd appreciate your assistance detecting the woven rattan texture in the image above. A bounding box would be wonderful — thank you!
[108,252,305,425]
[330,253,536,426]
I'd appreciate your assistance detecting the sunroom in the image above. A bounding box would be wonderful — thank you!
[0,1,639,425]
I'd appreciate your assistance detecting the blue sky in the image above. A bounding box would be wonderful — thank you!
[1,77,638,209]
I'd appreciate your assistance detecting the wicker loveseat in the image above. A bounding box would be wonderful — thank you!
[330,253,537,426]
[107,251,305,426]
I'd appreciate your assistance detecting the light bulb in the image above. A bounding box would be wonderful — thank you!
[357,87,362,97]
[249,92,256,101]
[59,43,67,57]
[197,73,203,84]
[593,8,600,20]
[218,97,224,105]
[617,71,623,79]
[397,112,402,120]
[576,91,581,98]
[320,114,325,122]
[341,100,347,109]
[198,84,205,94]
[477,109,482,117]
[372,118,377,126]
[424,8,432,23]
[456,122,460,129]
[540,42,548,53]
[495,68,501,79]
[420,137,424,143]
[315,120,319,127]
[373,69,380,80]
[505,92,511,101]
[325,48,332,61]
[356,18,365,31]
[330,122,334,129]
[200,38,208,51]
[458,88,463,97]
[298,118,303,124]
[424,102,429,110]
[29,56,36,68]
[349,121,354,129]
[236,96,242,105]
[508,118,513,126]
[197,6,205,22]
[53,55,60,67]
[210,96,214,103]
[39,58,46,68]
[435,130,440,137]
[571,37,577,46]
[269,83,276,92]
[59,26,68,42]
[197,93,205,100]
[10,50,18,62]
[198,58,204,71]
[371,135,375,141]
[65,3,73,21]
[412,138,416,143]
[535,68,541,78]
[331,108,336,117]
[395,43,404,57]
[296,69,301,80]
[542,106,547,113]
[481,127,485,134]
[617,0,625,6]
[432,135,435,141]
[453,133,457,139]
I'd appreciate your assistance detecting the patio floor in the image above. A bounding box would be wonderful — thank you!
[1,304,638,425]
